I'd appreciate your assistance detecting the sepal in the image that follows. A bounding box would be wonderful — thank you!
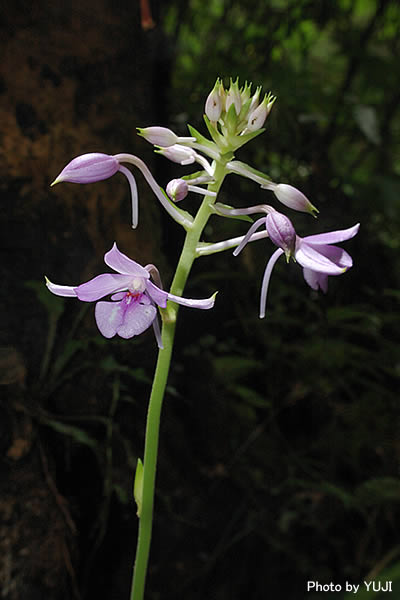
[265,212,296,261]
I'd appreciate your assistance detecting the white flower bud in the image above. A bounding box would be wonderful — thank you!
[205,80,222,122]
[273,184,318,216]
[137,126,179,147]
[155,144,196,165]
[225,78,242,115]
[247,94,275,131]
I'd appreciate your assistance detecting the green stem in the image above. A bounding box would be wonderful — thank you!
[129,161,228,600]
[129,318,176,600]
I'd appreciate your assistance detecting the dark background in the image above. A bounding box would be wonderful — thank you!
[1,1,399,599]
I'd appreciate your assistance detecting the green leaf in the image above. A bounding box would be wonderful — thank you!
[355,477,400,506]
[203,114,226,146]
[51,339,86,378]
[233,384,271,408]
[134,458,144,517]
[99,356,151,383]
[213,355,263,383]
[317,481,354,509]
[187,123,217,150]
[229,128,265,152]
[113,483,129,505]
[41,417,99,451]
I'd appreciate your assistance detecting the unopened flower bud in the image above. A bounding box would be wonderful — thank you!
[155,144,196,165]
[205,79,222,122]
[247,94,275,131]
[51,153,120,185]
[137,126,179,147]
[273,184,318,216]
[166,178,189,202]
[226,78,242,115]
[265,212,296,260]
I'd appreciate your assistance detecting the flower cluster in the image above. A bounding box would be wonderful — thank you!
[48,78,359,340]
[203,77,276,150]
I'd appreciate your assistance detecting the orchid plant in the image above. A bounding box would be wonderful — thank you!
[47,78,359,600]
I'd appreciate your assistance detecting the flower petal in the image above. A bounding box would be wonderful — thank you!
[145,280,216,310]
[76,273,132,301]
[167,291,217,310]
[111,292,126,301]
[295,242,347,275]
[303,268,328,293]
[116,302,157,339]
[45,277,77,297]
[95,300,125,338]
[145,281,168,308]
[308,244,353,269]
[303,223,360,245]
[104,243,149,277]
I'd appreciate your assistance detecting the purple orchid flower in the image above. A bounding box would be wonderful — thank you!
[51,153,139,228]
[234,216,359,317]
[46,243,216,347]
